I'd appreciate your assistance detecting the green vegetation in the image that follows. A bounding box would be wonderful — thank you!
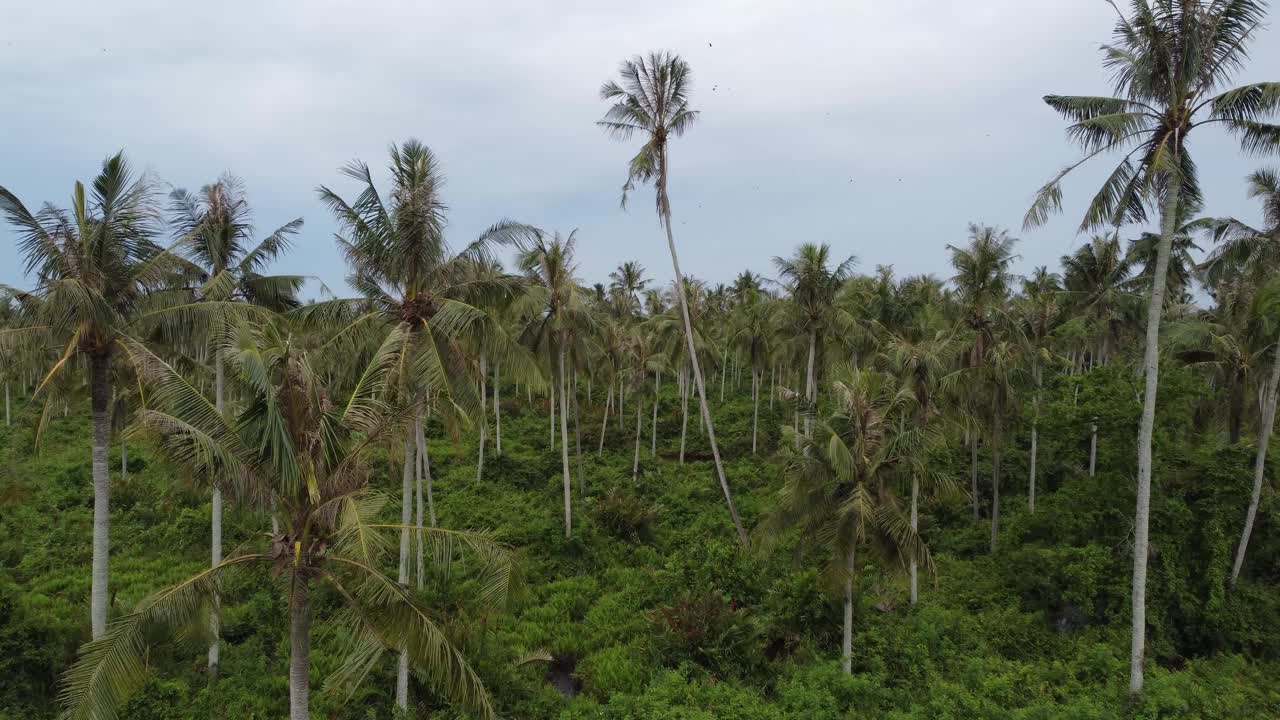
[1,1,1279,717]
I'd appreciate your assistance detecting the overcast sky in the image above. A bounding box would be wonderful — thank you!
[2,1,1277,297]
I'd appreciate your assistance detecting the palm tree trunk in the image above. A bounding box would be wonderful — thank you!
[1029,389,1040,512]
[89,353,112,640]
[477,352,487,482]
[598,383,612,455]
[574,372,584,497]
[679,366,689,464]
[910,474,919,606]
[1129,185,1178,696]
[419,417,435,528]
[633,394,643,480]
[970,421,980,520]
[990,426,1001,552]
[804,330,817,437]
[210,350,225,676]
[842,543,856,674]
[397,434,413,710]
[289,578,312,720]
[1231,342,1280,586]
[4,381,9,426]
[494,362,502,455]
[751,368,760,455]
[619,376,625,433]
[550,378,556,450]
[120,435,127,479]
[720,353,726,403]
[651,370,659,457]
[661,212,748,547]
[1089,418,1098,477]
[558,341,573,539]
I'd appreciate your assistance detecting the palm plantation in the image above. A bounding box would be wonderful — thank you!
[1,4,1279,717]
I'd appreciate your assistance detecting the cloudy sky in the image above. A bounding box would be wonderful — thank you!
[2,1,1277,297]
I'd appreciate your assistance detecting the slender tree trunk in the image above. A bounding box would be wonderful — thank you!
[420,419,435,527]
[120,435,127,479]
[209,351,227,675]
[550,378,556,450]
[1089,418,1098,477]
[89,354,112,640]
[970,421,980,519]
[770,364,775,410]
[633,394,643,480]
[842,543,856,674]
[651,370,659,457]
[477,352,487,482]
[619,376,625,433]
[289,578,312,720]
[1130,185,1178,696]
[751,368,760,455]
[1029,389,1040,512]
[397,435,413,710]
[1231,343,1280,586]
[910,474,919,605]
[598,383,612,455]
[805,330,817,437]
[720,354,726,403]
[990,425,1001,552]
[559,341,573,539]
[4,381,9,426]
[661,210,748,547]
[494,362,502,455]
[679,366,689,464]
[574,372,584,497]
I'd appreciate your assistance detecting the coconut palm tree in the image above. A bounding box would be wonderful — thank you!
[515,230,594,538]
[882,307,959,603]
[1060,233,1137,366]
[979,339,1027,552]
[306,140,531,706]
[1202,168,1280,288]
[729,283,777,454]
[773,243,858,438]
[1015,267,1063,511]
[0,152,189,640]
[948,224,1017,519]
[608,260,648,319]
[1023,0,1279,693]
[761,367,929,674]
[597,51,747,547]
[57,323,513,720]
[164,173,305,676]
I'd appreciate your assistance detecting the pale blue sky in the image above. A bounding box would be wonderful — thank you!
[2,1,1277,297]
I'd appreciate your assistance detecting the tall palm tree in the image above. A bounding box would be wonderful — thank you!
[1022,1,1279,692]
[1015,267,1063,511]
[0,153,183,640]
[164,173,304,676]
[58,323,513,720]
[980,339,1026,552]
[773,243,858,438]
[608,260,649,319]
[761,368,929,674]
[948,224,1017,519]
[307,140,531,707]
[1202,168,1280,287]
[598,51,747,547]
[1060,233,1137,365]
[883,308,958,603]
[516,230,594,538]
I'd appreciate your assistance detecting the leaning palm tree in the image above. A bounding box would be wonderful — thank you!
[164,173,305,676]
[597,51,747,547]
[761,367,929,674]
[57,322,513,720]
[1022,0,1279,693]
[0,153,184,640]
